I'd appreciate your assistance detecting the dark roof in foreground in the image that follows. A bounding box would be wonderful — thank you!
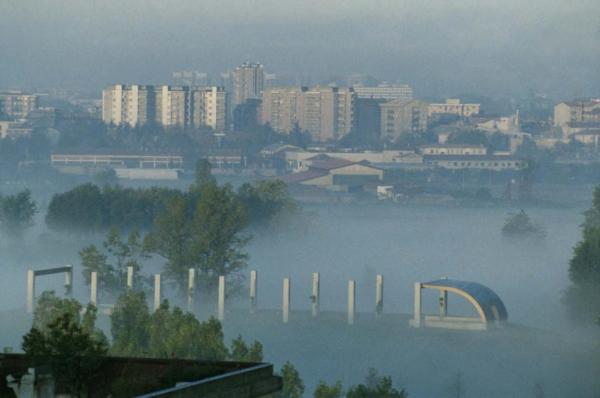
[422,279,508,321]
[0,353,281,398]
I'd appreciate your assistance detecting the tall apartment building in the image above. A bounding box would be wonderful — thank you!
[233,63,264,106]
[0,91,39,119]
[352,84,413,101]
[428,99,480,117]
[102,84,226,130]
[380,99,429,140]
[261,86,355,142]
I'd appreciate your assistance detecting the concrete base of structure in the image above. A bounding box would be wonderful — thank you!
[410,315,488,331]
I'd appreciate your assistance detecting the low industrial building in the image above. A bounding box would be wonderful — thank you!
[423,154,525,171]
[50,153,184,180]
[428,99,480,117]
[420,144,487,156]
[279,154,384,191]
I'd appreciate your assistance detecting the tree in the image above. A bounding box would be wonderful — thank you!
[33,291,82,334]
[230,335,263,362]
[147,195,193,289]
[313,380,343,398]
[147,302,228,361]
[193,158,216,189]
[501,210,545,238]
[191,182,250,291]
[0,189,37,238]
[80,228,150,296]
[346,369,407,398]
[110,291,151,356]
[238,180,296,226]
[277,362,305,398]
[24,296,107,396]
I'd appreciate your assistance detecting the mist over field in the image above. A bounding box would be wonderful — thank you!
[1,180,598,397]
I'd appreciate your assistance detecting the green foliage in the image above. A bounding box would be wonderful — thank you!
[0,189,37,237]
[22,312,108,396]
[238,180,296,226]
[446,129,488,146]
[46,183,179,232]
[278,361,305,398]
[33,291,82,334]
[147,302,229,360]
[194,158,216,189]
[501,210,546,238]
[313,380,344,398]
[230,335,263,362]
[80,228,150,295]
[564,187,600,322]
[93,168,118,186]
[346,368,407,398]
[110,291,151,356]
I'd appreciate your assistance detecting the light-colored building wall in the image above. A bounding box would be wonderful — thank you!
[428,99,480,117]
[421,144,487,156]
[0,91,39,119]
[261,86,354,142]
[233,63,264,106]
[380,99,428,140]
[352,84,413,101]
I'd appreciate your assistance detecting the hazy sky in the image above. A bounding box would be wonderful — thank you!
[1,0,599,98]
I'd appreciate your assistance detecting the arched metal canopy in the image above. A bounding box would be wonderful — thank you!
[422,279,508,322]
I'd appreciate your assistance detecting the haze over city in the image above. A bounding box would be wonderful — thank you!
[1,1,600,397]
[1,0,599,97]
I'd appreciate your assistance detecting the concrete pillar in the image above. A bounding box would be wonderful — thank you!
[154,274,161,311]
[26,270,35,314]
[218,275,225,321]
[347,280,356,325]
[65,265,73,296]
[375,274,384,316]
[90,272,98,306]
[249,270,257,314]
[439,289,448,318]
[311,272,320,317]
[413,282,422,327]
[126,266,134,290]
[187,268,195,312]
[282,277,290,323]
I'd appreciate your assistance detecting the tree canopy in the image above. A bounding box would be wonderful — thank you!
[0,189,37,237]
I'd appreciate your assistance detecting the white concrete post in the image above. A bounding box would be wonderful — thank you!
[249,270,257,314]
[282,277,290,323]
[90,272,98,306]
[126,266,134,290]
[218,275,225,321]
[348,280,356,325]
[187,268,195,312]
[154,274,161,311]
[311,272,320,317]
[413,282,422,327]
[439,289,448,318]
[26,270,35,314]
[65,265,73,296]
[375,274,384,316]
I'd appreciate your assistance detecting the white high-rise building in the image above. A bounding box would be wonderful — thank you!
[102,84,227,130]
[352,84,413,101]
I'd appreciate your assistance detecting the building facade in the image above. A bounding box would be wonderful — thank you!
[102,84,226,130]
[233,63,265,107]
[428,99,480,117]
[352,84,413,101]
[554,100,600,137]
[0,91,39,119]
[260,86,355,142]
[380,99,428,140]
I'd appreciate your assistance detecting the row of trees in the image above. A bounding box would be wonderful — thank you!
[23,291,263,396]
[277,364,407,398]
